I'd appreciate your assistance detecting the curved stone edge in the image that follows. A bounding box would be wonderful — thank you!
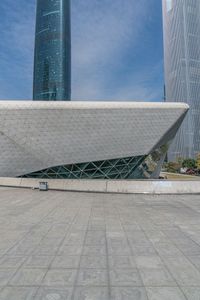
[0,177,199,194]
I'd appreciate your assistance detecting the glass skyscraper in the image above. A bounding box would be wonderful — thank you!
[33,0,71,101]
[162,0,200,160]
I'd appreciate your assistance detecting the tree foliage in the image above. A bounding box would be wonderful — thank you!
[164,161,181,173]
[163,153,200,175]
[182,158,196,169]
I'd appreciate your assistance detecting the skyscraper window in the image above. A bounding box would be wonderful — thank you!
[33,0,71,101]
[166,0,172,12]
[162,0,200,160]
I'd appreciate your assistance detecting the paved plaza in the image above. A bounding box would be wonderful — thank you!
[0,188,200,299]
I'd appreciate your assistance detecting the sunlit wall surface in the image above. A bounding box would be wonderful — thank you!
[33,0,71,100]
[162,0,200,160]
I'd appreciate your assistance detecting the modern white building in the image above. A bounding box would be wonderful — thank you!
[162,0,200,160]
[0,101,188,179]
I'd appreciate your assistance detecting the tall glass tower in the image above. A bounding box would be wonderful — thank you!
[33,0,71,101]
[162,0,200,160]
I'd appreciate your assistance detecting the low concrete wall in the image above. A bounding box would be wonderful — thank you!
[0,177,200,194]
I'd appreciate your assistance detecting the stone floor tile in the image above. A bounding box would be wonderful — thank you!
[35,287,73,300]
[108,244,132,256]
[0,269,16,286]
[74,287,109,300]
[163,256,192,269]
[88,224,106,230]
[2,188,200,296]
[107,237,127,243]
[80,255,107,269]
[146,287,187,300]
[163,256,200,286]
[181,287,200,300]
[123,224,141,231]
[70,225,88,231]
[132,246,157,256]
[111,287,148,300]
[9,268,46,286]
[7,244,35,256]
[63,236,85,245]
[108,256,136,269]
[85,231,105,239]
[188,256,200,271]
[42,269,77,286]
[77,269,108,286]
[135,256,163,269]
[106,230,126,236]
[33,246,59,256]
[58,245,83,255]
[85,235,106,245]
[110,269,143,287]
[23,256,54,268]
[177,244,200,256]
[152,242,182,257]
[0,255,26,269]
[51,256,80,269]
[0,287,37,300]
[82,245,106,256]
[139,267,177,287]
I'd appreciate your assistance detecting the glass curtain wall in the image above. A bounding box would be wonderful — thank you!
[33,0,71,100]
[162,0,200,160]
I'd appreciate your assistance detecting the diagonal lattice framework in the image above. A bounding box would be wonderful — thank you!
[21,144,168,180]
[22,155,145,179]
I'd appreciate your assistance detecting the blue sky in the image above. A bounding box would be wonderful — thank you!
[0,0,164,101]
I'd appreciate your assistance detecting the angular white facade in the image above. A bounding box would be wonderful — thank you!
[0,101,188,179]
[162,0,200,160]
